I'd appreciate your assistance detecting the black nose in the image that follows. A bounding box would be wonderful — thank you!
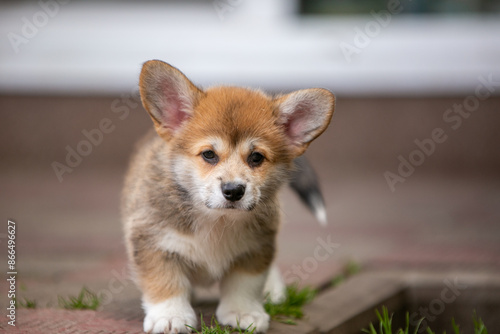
[221,183,246,202]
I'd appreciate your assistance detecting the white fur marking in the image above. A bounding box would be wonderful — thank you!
[310,193,328,226]
[143,295,197,334]
[157,220,257,281]
[217,271,270,332]
[263,264,286,304]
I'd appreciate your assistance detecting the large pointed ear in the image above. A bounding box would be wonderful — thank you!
[139,60,204,140]
[275,88,335,157]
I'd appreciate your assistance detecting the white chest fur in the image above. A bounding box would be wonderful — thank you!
[156,212,258,282]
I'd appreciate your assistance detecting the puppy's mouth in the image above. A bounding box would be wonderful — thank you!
[204,201,255,211]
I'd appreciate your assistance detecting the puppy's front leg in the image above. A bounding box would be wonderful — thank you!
[216,269,270,333]
[134,244,196,334]
[263,263,286,304]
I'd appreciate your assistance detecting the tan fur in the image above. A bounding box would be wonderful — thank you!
[122,60,334,332]
[131,229,188,303]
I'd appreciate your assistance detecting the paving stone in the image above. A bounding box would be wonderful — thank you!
[304,273,406,334]
[2,309,143,334]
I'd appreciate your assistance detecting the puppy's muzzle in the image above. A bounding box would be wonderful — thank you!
[221,182,246,202]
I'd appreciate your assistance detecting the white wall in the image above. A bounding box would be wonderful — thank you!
[1,0,499,95]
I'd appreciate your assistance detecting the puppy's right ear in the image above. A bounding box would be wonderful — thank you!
[139,60,204,140]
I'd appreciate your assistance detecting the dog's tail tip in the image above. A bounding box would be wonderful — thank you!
[311,193,328,226]
[290,156,328,226]
[312,199,328,226]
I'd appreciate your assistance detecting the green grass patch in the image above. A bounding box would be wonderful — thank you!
[15,298,37,308]
[264,285,317,325]
[15,283,37,309]
[17,297,37,309]
[188,285,318,333]
[58,287,101,310]
[362,306,419,334]
[425,310,488,334]
[362,306,489,334]
[186,315,256,334]
[471,311,489,334]
[331,260,362,287]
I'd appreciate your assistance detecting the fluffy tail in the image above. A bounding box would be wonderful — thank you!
[289,156,327,226]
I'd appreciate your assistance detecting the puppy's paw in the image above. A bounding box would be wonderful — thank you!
[143,297,197,334]
[216,306,270,333]
[144,315,195,334]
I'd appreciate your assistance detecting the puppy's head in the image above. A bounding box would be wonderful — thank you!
[139,60,334,212]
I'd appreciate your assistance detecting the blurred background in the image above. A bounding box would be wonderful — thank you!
[1,0,500,330]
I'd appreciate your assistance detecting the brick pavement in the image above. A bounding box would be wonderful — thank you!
[1,170,499,333]
[1,96,499,333]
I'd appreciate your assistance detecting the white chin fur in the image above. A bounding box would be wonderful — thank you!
[204,200,256,211]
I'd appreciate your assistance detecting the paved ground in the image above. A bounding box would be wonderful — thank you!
[1,170,499,333]
[1,96,499,333]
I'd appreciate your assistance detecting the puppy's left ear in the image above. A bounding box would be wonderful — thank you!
[275,88,335,157]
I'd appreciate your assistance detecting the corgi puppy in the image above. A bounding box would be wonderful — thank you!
[122,60,334,333]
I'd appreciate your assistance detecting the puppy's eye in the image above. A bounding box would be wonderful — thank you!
[202,150,218,164]
[248,152,264,167]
